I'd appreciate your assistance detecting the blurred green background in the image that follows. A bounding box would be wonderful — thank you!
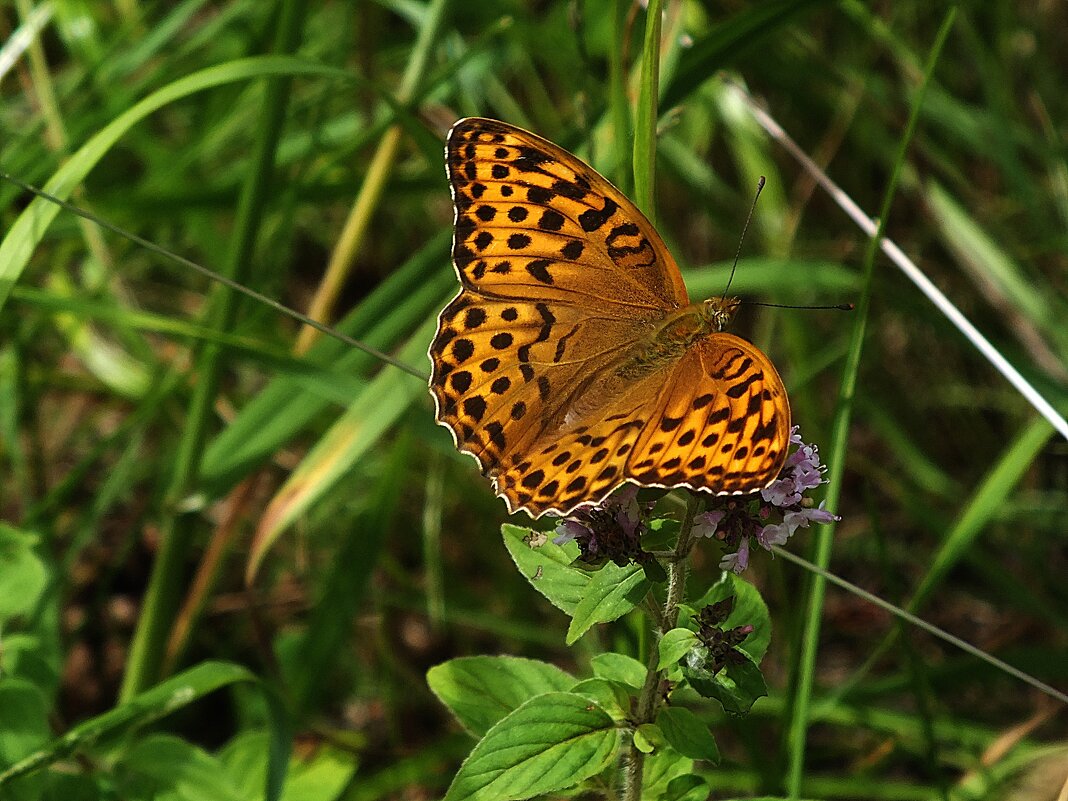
[0,0,1066,798]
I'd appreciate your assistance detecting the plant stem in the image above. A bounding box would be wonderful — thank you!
[294,0,448,353]
[119,0,306,700]
[622,494,703,801]
[783,10,958,796]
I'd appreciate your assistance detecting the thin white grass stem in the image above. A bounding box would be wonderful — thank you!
[729,81,1068,444]
[771,545,1068,707]
[0,2,52,81]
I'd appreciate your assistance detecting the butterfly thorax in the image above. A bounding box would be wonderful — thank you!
[617,296,741,380]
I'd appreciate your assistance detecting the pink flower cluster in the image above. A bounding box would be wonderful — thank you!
[553,485,655,567]
[694,427,839,573]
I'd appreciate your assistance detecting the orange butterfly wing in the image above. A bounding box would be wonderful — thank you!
[429,118,791,517]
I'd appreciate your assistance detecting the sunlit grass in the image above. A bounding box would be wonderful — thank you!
[1,1,1065,799]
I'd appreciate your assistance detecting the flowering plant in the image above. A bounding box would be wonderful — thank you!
[694,427,840,573]
[554,426,839,574]
[430,429,840,801]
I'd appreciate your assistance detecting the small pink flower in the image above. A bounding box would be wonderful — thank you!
[697,426,839,573]
[719,536,750,574]
[693,509,727,539]
[761,476,801,506]
[757,522,791,549]
[790,501,840,527]
[554,519,592,544]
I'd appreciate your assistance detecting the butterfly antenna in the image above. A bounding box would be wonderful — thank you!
[749,301,855,311]
[722,177,853,314]
[723,176,765,298]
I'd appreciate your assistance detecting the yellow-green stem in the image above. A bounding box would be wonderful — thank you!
[295,0,448,353]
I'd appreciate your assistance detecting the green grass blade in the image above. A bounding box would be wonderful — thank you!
[121,8,318,701]
[199,235,451,491]
[632,0,663,218]
[247,319,435,579]
[0,55,346,313]
[785,10,958,797]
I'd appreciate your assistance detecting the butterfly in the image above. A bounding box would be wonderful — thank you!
[429,118,791,518]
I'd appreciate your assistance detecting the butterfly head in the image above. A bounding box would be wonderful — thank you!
[700,296,741,332]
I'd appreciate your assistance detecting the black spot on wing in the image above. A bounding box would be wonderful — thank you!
[579,197,618,232]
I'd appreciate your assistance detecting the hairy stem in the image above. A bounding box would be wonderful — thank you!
[622,493,703,801]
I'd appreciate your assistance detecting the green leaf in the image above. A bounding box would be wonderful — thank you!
[685,653,768,716]
[444,692,619,801]
[640,516,679,553]
[501,525,587,615]
[590,653,647,691]
[0,525,48,623]
[633,723,660,754]
[662,774,712,801]
[0,680,50,769]
[427,657,575,738]
[219,730,357,801]
[694,573,771,662]
[566,563,649,645]
[0,636,60,697]
[640,748,695,799]
[655,707,720,763]
[274,744,355,801]
[657,629,700,671]
[641,558,668,584]
[676,604,696,630]
[568,678,631,720]
[115,734,245,801]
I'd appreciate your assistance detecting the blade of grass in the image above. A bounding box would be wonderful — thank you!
[198,233,451,491]
[608,0,632,194]
[121,0,309,700]
[294,0,448,353]
[631,0,662,218]
[623,8,663,799]
[8,284,300,361]
[247,318,436,580]
[0,3,51,82]
[784,10,958,797]
[0,56,347,313]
